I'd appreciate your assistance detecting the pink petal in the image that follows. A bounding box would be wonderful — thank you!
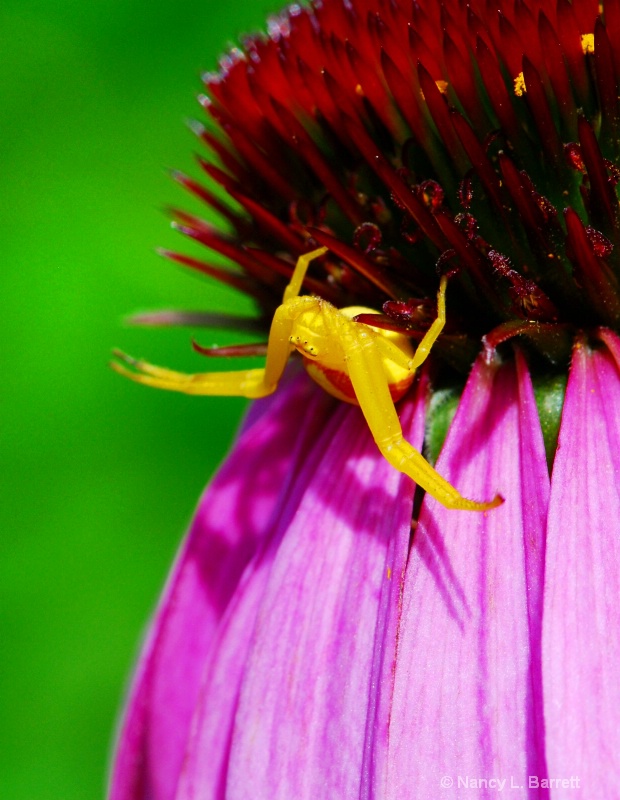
[387,353,549,798]
[542,336,620,794]
[360,383,431,800]
[202,377,428,800]
[109,373,335,800]
[175,378,358,800]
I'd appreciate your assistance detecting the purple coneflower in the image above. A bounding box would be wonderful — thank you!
[110,0,620,797]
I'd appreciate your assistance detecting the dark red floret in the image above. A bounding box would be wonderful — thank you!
[161,0,620,369]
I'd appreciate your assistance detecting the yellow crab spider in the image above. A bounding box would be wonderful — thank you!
[113,247,502,511]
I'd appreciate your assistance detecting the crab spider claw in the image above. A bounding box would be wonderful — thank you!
[112,350,199,383]
[446,492,504,513]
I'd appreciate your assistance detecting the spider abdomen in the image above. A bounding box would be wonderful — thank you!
[303,357,413,405]
[300,304,415,404]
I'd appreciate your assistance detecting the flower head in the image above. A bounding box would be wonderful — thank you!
[160,0,620,355]
[111,0,620,797]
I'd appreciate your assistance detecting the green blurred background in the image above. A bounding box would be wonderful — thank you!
[1,1,279,796]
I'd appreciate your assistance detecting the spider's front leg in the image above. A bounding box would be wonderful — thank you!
[112,248,329,397]
[344,324,502,512]
[112,304,296,399]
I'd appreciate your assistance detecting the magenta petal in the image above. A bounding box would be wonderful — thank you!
[360,377,431,800]
[174,379,360,800]
[543,339,620,793]
[109,373,334,800]
[386,354,549,798]
[208,380,428,800]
